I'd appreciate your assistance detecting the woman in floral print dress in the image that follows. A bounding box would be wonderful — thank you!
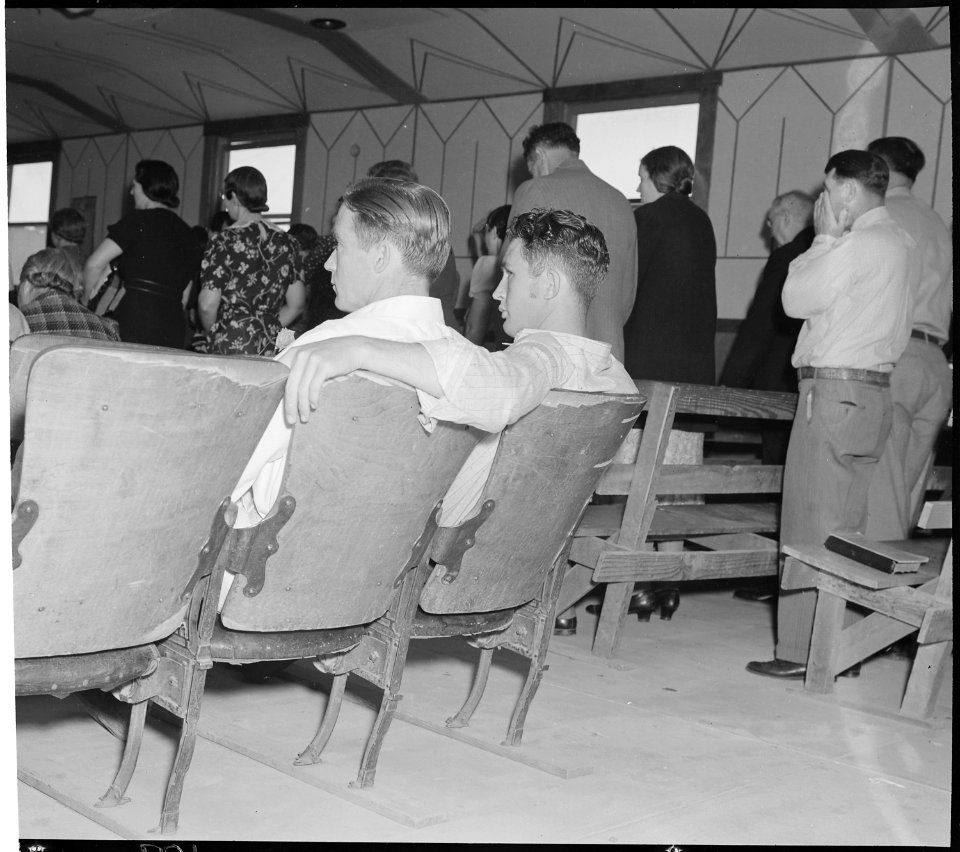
[198,166,304,355]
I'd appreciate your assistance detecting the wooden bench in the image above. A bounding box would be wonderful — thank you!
[783,500,952,720]
[563,380,798,658]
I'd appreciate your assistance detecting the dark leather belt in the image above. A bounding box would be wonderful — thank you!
[797,366,890,387]
[122,278,179,301]
[911,329,946,347]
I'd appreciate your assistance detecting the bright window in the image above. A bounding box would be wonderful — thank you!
[577,103,700,203]
[8,160,54,289]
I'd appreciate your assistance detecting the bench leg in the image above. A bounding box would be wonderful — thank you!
[900,640,952,719]
[804,589,845,694]
[592,581,632,658]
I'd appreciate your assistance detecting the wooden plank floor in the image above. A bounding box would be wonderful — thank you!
[12,578,952,846]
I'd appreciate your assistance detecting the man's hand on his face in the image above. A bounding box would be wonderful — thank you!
[283,337,363,426]
[814,190,849,238]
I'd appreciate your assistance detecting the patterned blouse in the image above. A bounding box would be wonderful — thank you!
[200,221,303,355]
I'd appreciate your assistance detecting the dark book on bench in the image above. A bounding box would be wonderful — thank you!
[824,532,929,574]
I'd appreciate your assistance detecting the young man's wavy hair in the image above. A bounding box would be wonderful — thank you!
[508,208,610,311]
[341,178,450,282]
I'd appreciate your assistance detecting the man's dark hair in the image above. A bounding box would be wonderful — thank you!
[866,137,925,183]
[367,160,419,182]
[507,208,609,310]
[825,150,889,197]
[521,123,580,161]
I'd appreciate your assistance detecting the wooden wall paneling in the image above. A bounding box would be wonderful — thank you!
[887,55,952,219]
[356,104,418,177]
[726,71,835,261]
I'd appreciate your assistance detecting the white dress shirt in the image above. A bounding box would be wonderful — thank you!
[783,206,918,370]
[232,295,455,526]
[417,330,637,525]
[883,185,952,339]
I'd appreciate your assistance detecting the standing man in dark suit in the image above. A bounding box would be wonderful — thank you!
[720,190,814,463]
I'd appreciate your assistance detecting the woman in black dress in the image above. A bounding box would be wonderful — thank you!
[83,160,203,348]
[623,146,718,621]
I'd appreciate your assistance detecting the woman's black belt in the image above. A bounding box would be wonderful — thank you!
[122,278,180,301]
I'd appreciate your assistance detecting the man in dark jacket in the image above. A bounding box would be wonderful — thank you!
[720,190,814,463]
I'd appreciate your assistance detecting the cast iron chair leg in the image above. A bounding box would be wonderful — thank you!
[158,668,208,835]
[446,647,494,728]
[295,672,347,766]
[503,657,547,747]
[96,699,148,808]
[354,689,401,789]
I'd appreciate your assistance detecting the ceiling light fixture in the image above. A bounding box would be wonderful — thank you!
[309,18,346,31]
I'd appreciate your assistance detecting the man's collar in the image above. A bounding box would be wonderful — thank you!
[851,205,891,231]
[350,294,443,321]
[885,185,912,198]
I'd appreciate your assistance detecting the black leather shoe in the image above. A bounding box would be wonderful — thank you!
[746,659,862,679]
[657,588,680,620]
[585,590,658,622]
[746,658,806,678]
[554,615,577,636]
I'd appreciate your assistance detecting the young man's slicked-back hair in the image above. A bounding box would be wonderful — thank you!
[866,137,926,183]
[508,208,609,311]
[341,178,450,282]
[521,123,581,161]
[825,149,889,198]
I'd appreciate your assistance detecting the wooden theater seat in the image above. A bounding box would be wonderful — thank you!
[297,388,644,787]
[12,343,287,833]
[565,380,797,658]
[112,376,480,830]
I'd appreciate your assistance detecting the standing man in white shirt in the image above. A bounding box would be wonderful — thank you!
[864,137,953,539]
[747,150,918,679]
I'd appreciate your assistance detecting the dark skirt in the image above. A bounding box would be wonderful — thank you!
[114,289,188,349]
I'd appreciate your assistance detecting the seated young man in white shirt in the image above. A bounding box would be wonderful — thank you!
[282,208,639,635]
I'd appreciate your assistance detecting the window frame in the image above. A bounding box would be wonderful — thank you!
[542,72,721,211]
[200,113,308,230]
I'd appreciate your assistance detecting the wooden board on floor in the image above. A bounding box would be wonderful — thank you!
[18,755,136,840]
[191,668,447,829]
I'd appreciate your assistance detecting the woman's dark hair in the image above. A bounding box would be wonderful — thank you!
[49,208,86,244]
[134,159,181,208]
[641,146,695,196]
[287,223,319,252]
[224,166,269,213]
[485,204,512,241]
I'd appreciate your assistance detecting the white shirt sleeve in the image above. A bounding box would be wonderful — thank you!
[416,333,574,432]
